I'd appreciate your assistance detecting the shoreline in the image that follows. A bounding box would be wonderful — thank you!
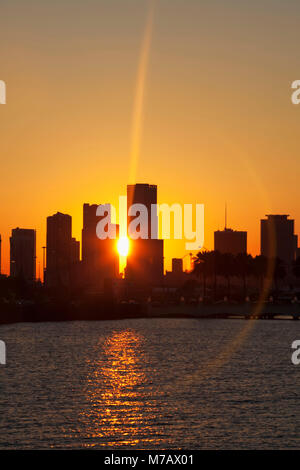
[0,301,299,326]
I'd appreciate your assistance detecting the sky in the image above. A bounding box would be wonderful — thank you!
[1,0,300,275]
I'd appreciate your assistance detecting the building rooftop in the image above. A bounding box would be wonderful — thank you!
[264,214,290,220]
[215,227,246,234]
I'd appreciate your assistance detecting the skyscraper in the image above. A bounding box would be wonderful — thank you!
[71,237,80,264]
[127,183,158,239]
[260,214,297,266]
[46,212,79,287]
[82,203,119,291]
[214,228,247,255]
[126,184,163,285]
[10,228,36,281]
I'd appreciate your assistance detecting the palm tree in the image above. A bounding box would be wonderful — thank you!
[252,255,267,293]
[273,257,286,294]
[193,250,214,300]
[219,253,236,299]
[235,253,253,298]
[211,251,222,300]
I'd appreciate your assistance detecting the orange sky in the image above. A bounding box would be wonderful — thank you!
[1,0,300,276]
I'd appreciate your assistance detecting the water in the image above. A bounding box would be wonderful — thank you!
[0,318,299,449]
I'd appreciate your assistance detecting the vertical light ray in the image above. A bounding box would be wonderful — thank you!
[128,0,157,186]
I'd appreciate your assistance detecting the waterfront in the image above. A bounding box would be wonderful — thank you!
[0,318,299,449]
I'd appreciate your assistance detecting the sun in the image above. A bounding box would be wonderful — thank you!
[117,237,130,257]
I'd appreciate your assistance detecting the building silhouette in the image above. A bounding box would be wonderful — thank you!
[165,257,192,287]
[0,234,1,275]
[261,214,297,266]
[45,212,80,287]
[127,183,158,238]
[10,228,36,281]
[82,203,119,292]
[126,184,163,285]
[172,258,183,274]
[71,237,80,264]
[214,228,247,255]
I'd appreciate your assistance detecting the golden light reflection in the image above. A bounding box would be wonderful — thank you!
[79,330,161,448]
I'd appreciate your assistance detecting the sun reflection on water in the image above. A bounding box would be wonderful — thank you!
[78,329,161,448]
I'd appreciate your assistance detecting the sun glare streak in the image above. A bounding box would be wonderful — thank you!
[128,0,157,185]
[118,237,130,276]
[117,237,130,257]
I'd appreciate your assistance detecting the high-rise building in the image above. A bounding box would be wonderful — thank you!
[10,228,36,281]
[71,237,80,264]
[46,212,79,287]
[214,228,247,255]
[172,258,183,274]
[0,234,1,275]
[164,257,188,287]
[126,184,163,285]
[261,214,297,265]
[126,239,164,284]
[82,203,119,291]
[127,183,158,238]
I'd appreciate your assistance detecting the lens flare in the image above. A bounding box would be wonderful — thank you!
[128,0,156,184]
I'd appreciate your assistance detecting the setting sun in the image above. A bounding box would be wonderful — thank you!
[117,237,130,257]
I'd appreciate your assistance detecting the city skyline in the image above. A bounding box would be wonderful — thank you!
[0,180,299,280]
[2,1,300,453]
[1,0,300,274]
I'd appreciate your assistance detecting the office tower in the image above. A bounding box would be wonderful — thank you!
[126,184,164,285]
[214,228,247,255]
[10,228,36,281]
[172,258,183,274]
[126,238,164,285]
[46,212,79,287]
[127,183,158,238]
[82,203,119,291]
[294,234,298,260]
[71,237,80,264]
[261,214,296,265]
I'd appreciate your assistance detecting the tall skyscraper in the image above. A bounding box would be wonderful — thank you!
[126,184,163,285]
[0,234,2,275]
[82,203,119,291]
[71,237,80,264]
[261,214,297,265]
[127,183,158,238]
[10,228,36,281]
[214,228,247,255]
[46,212,79,287]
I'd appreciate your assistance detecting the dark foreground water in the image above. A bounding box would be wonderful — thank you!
[0,318,299,449]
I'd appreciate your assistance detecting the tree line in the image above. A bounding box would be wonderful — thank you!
[192,251,300,300]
